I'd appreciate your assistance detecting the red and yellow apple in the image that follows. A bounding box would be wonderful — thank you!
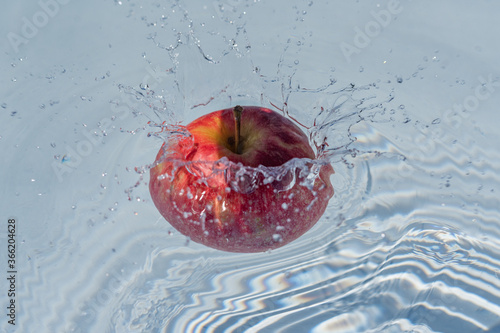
[149,106,334,252]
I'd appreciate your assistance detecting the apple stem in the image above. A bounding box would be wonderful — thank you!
[233,105,243,154]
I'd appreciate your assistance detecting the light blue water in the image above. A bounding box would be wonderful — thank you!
[1,1,500,332]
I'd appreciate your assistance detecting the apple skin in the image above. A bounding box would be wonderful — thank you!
[149,106,334,252]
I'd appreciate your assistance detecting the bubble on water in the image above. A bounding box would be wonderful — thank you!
[281,203,288,210]
[272,234,283,242]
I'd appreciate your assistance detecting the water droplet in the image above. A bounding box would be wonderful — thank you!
[359,66,364,72]
[432,118,441,125]
[396,76,403,83]
[1,103,7,109]
[272,234,283,242]
[50,142,56,148]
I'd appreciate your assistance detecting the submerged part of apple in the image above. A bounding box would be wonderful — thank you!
[149,106,334,252]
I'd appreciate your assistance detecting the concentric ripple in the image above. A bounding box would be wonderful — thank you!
[4,1,500,333]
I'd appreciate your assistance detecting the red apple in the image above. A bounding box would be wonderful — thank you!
[149,106,334,252]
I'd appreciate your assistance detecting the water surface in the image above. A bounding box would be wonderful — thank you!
[1,1,500,332]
